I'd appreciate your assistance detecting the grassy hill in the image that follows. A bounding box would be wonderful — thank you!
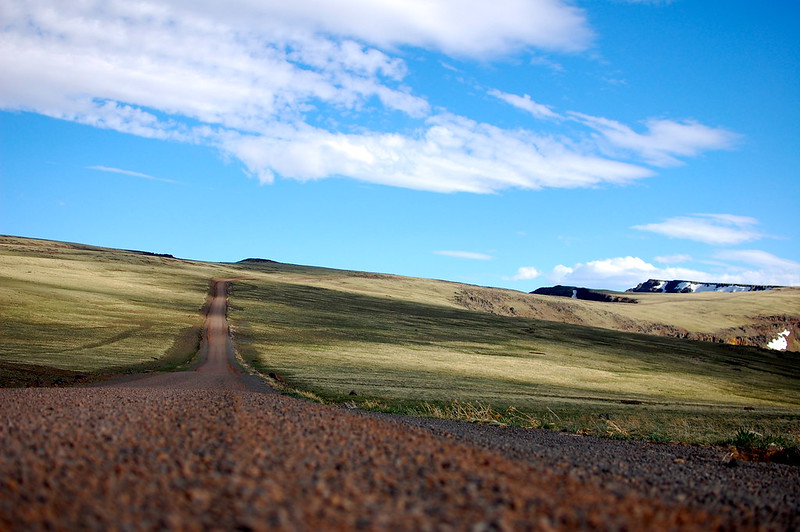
[0,235,223,384]
[2,235,799,447]
[455,284,800,351]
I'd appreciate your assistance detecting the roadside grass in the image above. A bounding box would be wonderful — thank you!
[0,236,228,384]
[228,276,800,451]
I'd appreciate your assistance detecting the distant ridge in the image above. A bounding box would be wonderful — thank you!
[628,279,780,293]
[531,285,637,303]
[237,258,278,264]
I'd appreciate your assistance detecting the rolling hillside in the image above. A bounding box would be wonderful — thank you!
[458,284,799,352]
[2,235,799,444]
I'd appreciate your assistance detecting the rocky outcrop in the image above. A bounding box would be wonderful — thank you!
[629,279,779,293]
[238,258,278,264]
[689,315,800,352]
[532,286,638,304]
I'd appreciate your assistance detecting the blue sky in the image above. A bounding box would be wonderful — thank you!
[1,0,798,291]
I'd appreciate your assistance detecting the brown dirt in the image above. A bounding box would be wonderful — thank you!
[0,281,795,530]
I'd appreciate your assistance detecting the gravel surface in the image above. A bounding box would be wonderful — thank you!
[372,414,800,530]
[1,281,796,530]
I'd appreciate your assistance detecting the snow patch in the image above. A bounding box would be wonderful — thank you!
[676,282,700,292]
[767,330,791,351]
[673,281,764,293]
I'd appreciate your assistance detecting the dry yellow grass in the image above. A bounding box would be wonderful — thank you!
[454,284,800,339]
[228,276,800,410]
[0,236,225,374]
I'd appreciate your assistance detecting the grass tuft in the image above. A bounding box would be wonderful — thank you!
[418,401,506,425]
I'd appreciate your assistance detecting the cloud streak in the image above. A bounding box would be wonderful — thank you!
[87,165,179,184]
[434,250,493,261]
[633,214,764,245]
[489,90,561,120]
[569,114,741,167]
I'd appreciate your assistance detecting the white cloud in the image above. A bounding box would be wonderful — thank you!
[0,1,428,129]
[434,250,493,260]
[188,0,595,57]
[87,165,179,184]
[633,214,763,245]
[507,266,541,281]
[549,256,661,289]
[0,1,738,195]
[222,114,654,193]
[716,249,800,272]
[654,254,693,264]
[488,90,561,120]
[541,251,800,291]
[552,264,574,279]
[703,250,800,286]
[486,90,739,170]
[570,113,740,167]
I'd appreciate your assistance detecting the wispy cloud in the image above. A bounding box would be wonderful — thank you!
[529,54,565,72]
[633,214,763,245]
[434,250,493,260]
[715,249,800,271]
[87,165,179,184]
[570,114,741,167]
[224,113,654,192]
[0,2,736,195]
[654,254,693,264]
[488,90,561,120]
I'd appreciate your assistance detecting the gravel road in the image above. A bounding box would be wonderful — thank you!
[1,281,796,530]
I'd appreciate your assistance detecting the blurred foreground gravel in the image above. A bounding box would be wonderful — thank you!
[375,414,800,530]
[1,281,796,530]
[0,385,777,531]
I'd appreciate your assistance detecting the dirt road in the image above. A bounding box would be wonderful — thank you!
[0,281,796,530]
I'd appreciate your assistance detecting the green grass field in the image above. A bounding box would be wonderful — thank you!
[2,235,799,449]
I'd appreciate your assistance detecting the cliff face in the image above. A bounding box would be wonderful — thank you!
[531,285,637,304]
[629,279,779,293]
[684,315,800,352]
